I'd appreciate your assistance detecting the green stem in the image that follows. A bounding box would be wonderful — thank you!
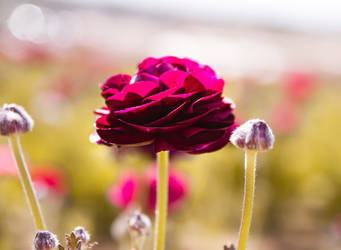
[8,136,46,230]
[237,150,257,250]
[153,151,169,250]
[131,236,145,250]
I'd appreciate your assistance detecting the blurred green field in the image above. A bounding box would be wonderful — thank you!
[0,48,341,250]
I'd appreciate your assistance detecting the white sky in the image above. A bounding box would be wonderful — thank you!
[66,0,341,34]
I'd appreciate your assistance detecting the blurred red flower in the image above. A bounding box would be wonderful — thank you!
[0,145,17,176]
[107,166,189,213]
[271,100,299,134]
[282,72,316,102]
[32,166,67,197]
[143,167,189,212]
[107,172,139,209]
[0,145,67,198]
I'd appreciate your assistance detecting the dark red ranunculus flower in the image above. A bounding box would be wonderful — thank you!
[92,56,235,154]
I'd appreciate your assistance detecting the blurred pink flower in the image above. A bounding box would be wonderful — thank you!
[107,172,139,209]
[282,72,316,102]
[0,145,17,176]
[0,145,66,197]
[144,167,189,212]
[271,100,299,134]
[107,167,189,213]
[2,39,54,64]
[31,167,67,197]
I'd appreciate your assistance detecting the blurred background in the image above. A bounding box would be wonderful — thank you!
[0,0,341,249]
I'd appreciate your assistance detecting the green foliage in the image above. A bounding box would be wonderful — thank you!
[1,56,341,249]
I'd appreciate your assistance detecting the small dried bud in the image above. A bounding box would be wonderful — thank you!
[128,211,151,237]
[224,244,236,250]
[230,119,274,151]
[0,104,34,136]
[33,231,59,250]
[72,226,90,244]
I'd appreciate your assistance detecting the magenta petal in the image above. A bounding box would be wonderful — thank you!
[122,81,160,98]
[184,74,205,93]
[114,102,189,132]
[181,127,224,141]
[161,56,187,66]
[146,102,188,126]
[106,92,142,111]
[97,127,154,146]
[159,70,188,89]
[181,58,200,71]
[138,58,176,76]
[101,74,131,91]
[143,88,179,103]
[101,88,119,98]
[160,56,188,71]
[138,57,160,71]
[173,105,226,126]
[198,109,234,128]
[96,115,111,128]
[188,126,236,154]
[118,118,188,133]
[114,100,163,124]
[133,73,159,83]
[162,92,199,108]
[185,70,224,92]
[96,114,124,128]
[200,64,216,75]
[155,128,228,153]
[155,62,177,75]
[189,92,222,113]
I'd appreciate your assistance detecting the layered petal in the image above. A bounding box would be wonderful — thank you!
[100,74,131,91]
[93,56,235,154]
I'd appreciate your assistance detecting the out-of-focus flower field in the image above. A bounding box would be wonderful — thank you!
[1,2,341,250]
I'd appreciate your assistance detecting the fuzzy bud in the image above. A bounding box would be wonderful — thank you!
[224,244,236,250]
[230,119,274,151]
[72,226,90,244]
[0,104,34,136]
[33,231,59,250]
[128,211,151,237]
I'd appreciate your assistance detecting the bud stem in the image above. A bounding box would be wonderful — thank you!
[237,150,257,250]
[153,151,169,250]
[8,136,46,230]
[131,236,146,250]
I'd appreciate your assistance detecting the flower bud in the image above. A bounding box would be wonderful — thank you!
[33,231,59,250]
[230,119,274,151]
[0,104,34,136]
[224,244,236,250]
[72,226,90,244]
[128,211,151,237]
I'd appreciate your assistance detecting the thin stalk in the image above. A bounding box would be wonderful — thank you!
[153,151,169,250]
[8,136,46,230]
[237,150,257,250]
[131,236,145,250]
